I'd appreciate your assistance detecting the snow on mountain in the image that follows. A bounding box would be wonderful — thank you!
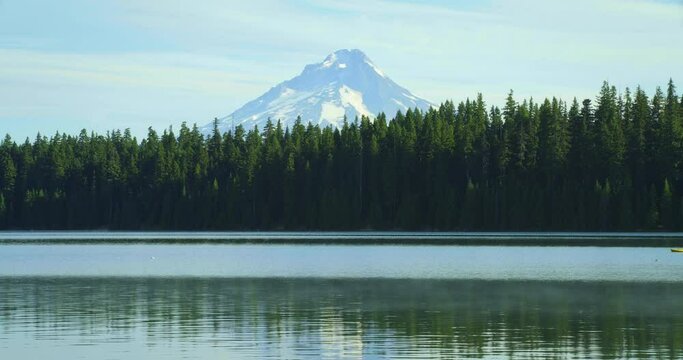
[203,49,434,134]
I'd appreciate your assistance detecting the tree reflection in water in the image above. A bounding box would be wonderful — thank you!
[1,278,681,359]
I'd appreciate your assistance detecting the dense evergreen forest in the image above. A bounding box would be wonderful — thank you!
[1,80,682,230]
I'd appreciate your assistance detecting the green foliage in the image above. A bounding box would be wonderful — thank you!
[0,193,5,220]
[0,81,681,230]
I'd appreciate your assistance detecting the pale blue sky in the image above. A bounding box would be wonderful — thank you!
[1,0,682,140]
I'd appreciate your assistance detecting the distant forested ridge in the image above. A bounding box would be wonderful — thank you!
[1,80,682,230]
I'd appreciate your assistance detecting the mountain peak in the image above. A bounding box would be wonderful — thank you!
[303,48,384,78]
[204,49,433,133]
[324,48,369,63]
[319,49,366,70]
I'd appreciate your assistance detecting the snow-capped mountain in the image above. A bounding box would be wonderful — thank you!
[203,49,433,133]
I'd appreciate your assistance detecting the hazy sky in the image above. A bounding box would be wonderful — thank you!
[1,0,682,140]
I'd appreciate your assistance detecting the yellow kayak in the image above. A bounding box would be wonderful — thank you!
[672,248,683,253]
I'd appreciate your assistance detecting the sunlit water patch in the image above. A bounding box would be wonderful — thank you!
[0,244,681,281]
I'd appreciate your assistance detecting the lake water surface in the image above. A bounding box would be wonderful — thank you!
[1,232,682,359]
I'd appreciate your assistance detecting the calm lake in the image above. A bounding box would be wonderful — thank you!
[1,232,682,359]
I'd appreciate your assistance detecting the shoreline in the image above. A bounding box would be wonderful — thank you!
[2,231,683,246]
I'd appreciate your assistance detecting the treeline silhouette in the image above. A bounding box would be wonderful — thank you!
[0,80,681,230]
